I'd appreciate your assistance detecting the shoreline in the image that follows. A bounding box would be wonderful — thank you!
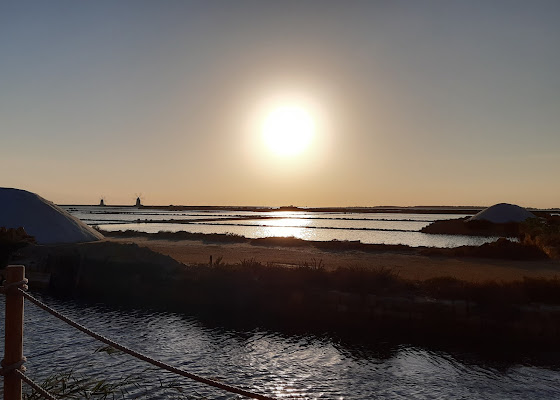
[64,204,484,213]
[7,233,560,353]
[105,232,560,283]
[63,204,560,214]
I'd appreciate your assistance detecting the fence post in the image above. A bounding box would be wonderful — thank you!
[3,265,25,400]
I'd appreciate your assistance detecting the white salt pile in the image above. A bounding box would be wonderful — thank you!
[0,187,104,244]
[468,203,536,224]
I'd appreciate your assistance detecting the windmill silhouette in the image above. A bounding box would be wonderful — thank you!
[99,196,106,207]
[134,193,144,207]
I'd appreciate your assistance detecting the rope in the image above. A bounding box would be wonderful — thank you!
[0,357,27,376]
[0,278,29,294]
[20,289,279,400]
[0,278,57,399]
[15,369,58,400]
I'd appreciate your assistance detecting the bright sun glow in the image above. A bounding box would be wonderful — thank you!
[262,106,315,156]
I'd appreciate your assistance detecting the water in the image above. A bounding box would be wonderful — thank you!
[65,206,506,248]
[1,294,559,399]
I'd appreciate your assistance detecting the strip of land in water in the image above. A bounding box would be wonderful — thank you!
[64,204,560,214]
[7,229,560,351]
[106,232,560,283]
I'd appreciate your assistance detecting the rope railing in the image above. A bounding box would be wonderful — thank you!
[1,265,280,400]
[13,370,57,400]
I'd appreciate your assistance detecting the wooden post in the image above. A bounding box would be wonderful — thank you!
[3,265,25,400]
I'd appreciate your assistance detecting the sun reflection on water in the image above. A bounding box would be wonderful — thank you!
[254,218,314,240]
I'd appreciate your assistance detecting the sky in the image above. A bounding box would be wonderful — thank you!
[1,1,559,208]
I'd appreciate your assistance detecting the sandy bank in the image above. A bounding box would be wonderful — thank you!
[108,237,560,283]
[8,237,560,349]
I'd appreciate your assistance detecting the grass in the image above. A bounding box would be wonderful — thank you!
[100,229,411,253]
[22,347,210,400]
[24,369,210,400]
[521,216,560,258]
[24,369,139,399]
[102,226,560,261]
[182,258,560,305]
[101,229,247,244]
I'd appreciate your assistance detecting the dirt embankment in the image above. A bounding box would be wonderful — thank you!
[106,232,560,283]
[3,234,560,349]
[421,215,560,259]
[420,217,521,236]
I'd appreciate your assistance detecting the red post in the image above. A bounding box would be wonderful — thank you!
[3,265,25,400]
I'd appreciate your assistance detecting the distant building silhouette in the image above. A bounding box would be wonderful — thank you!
[99,198,105,206]
[135,197,142,207]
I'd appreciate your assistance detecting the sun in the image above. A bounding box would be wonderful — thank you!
[261,106,315,156]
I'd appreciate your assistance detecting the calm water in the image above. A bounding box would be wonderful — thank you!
[65,206,506,248]
[1,294,559,399]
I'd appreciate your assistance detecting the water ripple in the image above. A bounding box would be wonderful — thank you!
[1,294,560,399]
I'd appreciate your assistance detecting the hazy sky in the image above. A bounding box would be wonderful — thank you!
[2,1,559,208]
